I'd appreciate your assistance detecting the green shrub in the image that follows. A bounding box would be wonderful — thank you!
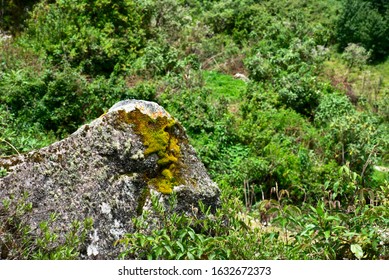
[0,104,56,156]
[158,88,229,135]
[23,0,146,75]
[0,63,151,136]
[203,0,270,43]
[341,43,371,70]
[289,201,388,259]
[277,72,321,117]
[118,191,283,260]
[0,0,39,34]
[336,0,389,61]
[0,192,93,259]
[320,112,383,179]
[134,41,182,77]
[315,93,355,125]
[245,36,328,117]
[135,0,190,43]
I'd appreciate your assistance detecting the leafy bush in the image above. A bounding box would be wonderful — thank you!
[203,0,270,43]
[134,41,182,77]
[23,0,146,75]
[0,104,56,156]
[0,62,157,136]
[315,93,355,125]
[118,194,232,260]
[289,201,388,259]
[0,192,93,259]
[239,110,319,201]
[277,72,321,117]
[245,34,329,116]
[159,87,229,135]
[320,111,383,179]
[118,192,287,260]
[341,43,371,70]
[336,0,389,61]
[118,185,389,260]
[0,0,39,34]
[135,0,191,43]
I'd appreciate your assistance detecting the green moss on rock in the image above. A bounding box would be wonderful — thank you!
[117,109,183,194]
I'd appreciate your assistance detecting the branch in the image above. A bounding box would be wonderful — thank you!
[0,138,21,156]
[360,144,378,182]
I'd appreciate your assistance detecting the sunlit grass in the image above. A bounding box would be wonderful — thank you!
[203,71,247,101]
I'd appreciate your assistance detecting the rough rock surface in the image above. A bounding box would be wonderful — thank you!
[0,99,220,259]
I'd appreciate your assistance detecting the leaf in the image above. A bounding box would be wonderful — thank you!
[155,247,163,258]
[325,216,340,222]
[186,251,195,260]
[164,245,174,257]
[139,237,146,247]
[162,234,171,242]
[316,203,324,218]
[300,224,316,236]
[176,241,184,252]
[176,252,185,260]
[351,244,364,260]
[188,229,195,240]
[196,234,205,244]
[285,205,302,216]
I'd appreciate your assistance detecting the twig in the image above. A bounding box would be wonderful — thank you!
[360,144,378,184]
[0,138,21,156]
[201,52,223,69]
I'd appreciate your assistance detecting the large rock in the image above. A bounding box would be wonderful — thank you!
[0,99,220,259]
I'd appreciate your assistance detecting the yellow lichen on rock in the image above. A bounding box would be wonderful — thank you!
[117,108,182,194]
[161,168,173,180]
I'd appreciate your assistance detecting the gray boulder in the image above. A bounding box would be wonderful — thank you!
[0,99,220,259]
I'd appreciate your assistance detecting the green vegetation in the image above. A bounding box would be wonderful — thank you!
[336,0,389,61]
[0,192,93,259]
[0,0,388,259]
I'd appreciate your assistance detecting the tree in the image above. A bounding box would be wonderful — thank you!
[341,43,370,70]
[336,0,389,61]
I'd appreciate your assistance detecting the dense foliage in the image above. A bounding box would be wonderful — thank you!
[1,0,388,260]
[0,0,39,34]
[23,0,146,75]
[336,0,389,61]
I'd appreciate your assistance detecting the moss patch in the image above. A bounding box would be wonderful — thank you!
[117,109,182,194]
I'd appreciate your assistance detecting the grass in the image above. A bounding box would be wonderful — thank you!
[203,71,247,102]
[374,58,389,79]
[322,52,389,106]
[203,71,248,115]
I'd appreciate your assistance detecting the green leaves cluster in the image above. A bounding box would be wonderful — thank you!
[24,0,146,75]
[0,0,39,34]
[289,201,388,259]
[118,193,274,260]
[119,186,388,260]
[336,0,389,61]
[0,104,56,155]
[0,192,93,259]
[0,64,139,137]
[245,27,329,117]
